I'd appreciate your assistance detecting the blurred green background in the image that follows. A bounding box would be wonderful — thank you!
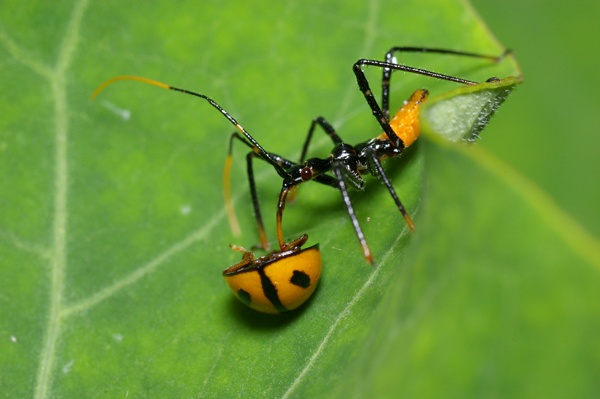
[471,0,600,236]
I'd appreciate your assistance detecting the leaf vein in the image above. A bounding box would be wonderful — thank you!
[62,209,226,317]
[281,212,411,399]
[0,26,52,78]
[0,230,52,259]
[34,1,91,398]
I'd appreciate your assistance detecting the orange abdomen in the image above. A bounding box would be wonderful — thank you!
[378,89,428,148]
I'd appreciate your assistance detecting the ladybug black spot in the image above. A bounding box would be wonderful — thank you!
[290,270,311,289]
[237,288,251,306]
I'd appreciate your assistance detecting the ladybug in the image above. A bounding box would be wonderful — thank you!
[223,235,321,314]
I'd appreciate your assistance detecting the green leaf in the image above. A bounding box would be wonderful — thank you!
[1,1,598,399]
[422,76,522,142]
[470,1,600,241]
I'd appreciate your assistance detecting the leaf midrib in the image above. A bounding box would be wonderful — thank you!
[0,0,92,397]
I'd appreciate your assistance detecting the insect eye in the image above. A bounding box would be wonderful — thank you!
[300,166,313,181]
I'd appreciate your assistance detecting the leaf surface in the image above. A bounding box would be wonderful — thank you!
[1,1,597,398]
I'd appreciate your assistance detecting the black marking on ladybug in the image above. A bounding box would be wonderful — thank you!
[237,288,252,306]
[290,270,311,289]
[257,269,287,313]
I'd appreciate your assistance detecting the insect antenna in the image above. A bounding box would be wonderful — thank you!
[92,75,282,236]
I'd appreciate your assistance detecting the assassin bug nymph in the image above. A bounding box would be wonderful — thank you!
[93,46,510,265]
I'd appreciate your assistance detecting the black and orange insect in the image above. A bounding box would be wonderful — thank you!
[223,234,321,313]
[93,46,510,265]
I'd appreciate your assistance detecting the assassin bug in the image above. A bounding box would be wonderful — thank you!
[92,46,510,265]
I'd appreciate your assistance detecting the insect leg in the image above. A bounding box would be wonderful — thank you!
[245,151,270,249]
[365,148,415,232]
[300,116,343,163]
[225,132,280,248]
[331,164,374,265]
[275,185,293,251]
[380,47,509,119]
[227,132,308,250]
